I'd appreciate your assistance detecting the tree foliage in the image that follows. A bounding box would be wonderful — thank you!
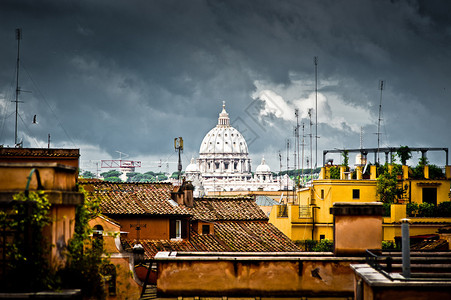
[396,146,412,165]
[341,150,349,169]
[100,170,122,182]
[376,166,406,204]
[81,170,96,179]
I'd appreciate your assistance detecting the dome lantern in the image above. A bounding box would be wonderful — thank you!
[218,101,230,127]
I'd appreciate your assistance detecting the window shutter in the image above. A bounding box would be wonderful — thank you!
[181,219,188,238]
[169,219,176,238]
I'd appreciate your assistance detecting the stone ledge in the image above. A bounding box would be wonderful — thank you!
[330,202,383,216]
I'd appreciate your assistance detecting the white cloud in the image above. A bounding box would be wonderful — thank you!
[251,79,373,133]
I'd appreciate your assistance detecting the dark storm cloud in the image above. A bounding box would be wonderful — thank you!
[0,0,450,170]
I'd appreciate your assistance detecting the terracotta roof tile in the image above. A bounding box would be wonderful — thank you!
[191,197,268,221]
[80,181,191,216]
[123,221,300,258]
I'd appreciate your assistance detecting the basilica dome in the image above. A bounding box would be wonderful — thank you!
[196,102,252,179]
[255,158,271,174]
[199,104,248,155]
[185,157,200,173]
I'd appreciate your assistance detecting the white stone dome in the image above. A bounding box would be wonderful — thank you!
[185,157,200,173]
[199,103,248,155]
[255,157,271,174]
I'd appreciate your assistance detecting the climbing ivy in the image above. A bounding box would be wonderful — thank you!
[58,186,108,299]
[0,191,53,291]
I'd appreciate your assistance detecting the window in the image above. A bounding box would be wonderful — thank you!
[320,234,325,240]
[321,189,324,199]
[175,220,181,239]
[423,188,437,206]
[170,219,187,239]
[92,225,104,250]
[352,189,360,199]
[202,225,210,235]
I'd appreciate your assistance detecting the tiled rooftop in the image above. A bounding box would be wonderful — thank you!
[80,181,191,216]
[191,197,269,221]
[83,181,301,256]
[123,221,300,258]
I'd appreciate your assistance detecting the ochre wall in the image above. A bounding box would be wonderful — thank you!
[88,217,142,300]
[156,258,361,298]
[47,204,76,266]
[334,215,382,255]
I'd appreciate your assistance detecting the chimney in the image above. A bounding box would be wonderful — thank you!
[330,202,383,256]
[170,181,194,207]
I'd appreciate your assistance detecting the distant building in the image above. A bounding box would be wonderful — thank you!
[185,102,293,195]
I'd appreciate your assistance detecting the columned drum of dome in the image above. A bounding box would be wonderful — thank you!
[197,102,252,180]
[185,102,292,195]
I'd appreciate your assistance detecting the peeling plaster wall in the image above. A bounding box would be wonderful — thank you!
[156,258,361,297]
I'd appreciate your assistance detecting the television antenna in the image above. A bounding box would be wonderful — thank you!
[376,80,384,164]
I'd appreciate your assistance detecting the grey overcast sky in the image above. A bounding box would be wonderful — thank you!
[0,0,450,173]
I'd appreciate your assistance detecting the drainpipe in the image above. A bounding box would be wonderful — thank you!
[310,205,320,241]
[401,218,411,278]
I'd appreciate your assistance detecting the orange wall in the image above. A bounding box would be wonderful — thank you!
[113,217,171,240]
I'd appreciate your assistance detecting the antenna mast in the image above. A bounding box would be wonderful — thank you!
[314,56,318,169]
[308,109,314,183]
[286,139,290,198]
[295,109,300,187]
[377,80,384,164]
[14,28,22,146]
[278,151,282,190]
[301,122,305,185]
[174,137,184,184]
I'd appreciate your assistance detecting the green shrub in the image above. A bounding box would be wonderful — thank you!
[437,201,451,217]
[418,202,436,217]
[382,240,397,250]
[382,203,391,217]
[330,166,340,179]
[429,164,445,179]
[295,239,317,251]
[313,239,333,252]
[406,202,419,217]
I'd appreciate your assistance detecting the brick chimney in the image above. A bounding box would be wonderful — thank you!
[330,202,383,256]
[171,181,194,207]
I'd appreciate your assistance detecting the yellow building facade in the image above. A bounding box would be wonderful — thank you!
[269,165,451,243]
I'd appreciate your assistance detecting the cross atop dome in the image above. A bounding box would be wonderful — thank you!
[218,101,230,127]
